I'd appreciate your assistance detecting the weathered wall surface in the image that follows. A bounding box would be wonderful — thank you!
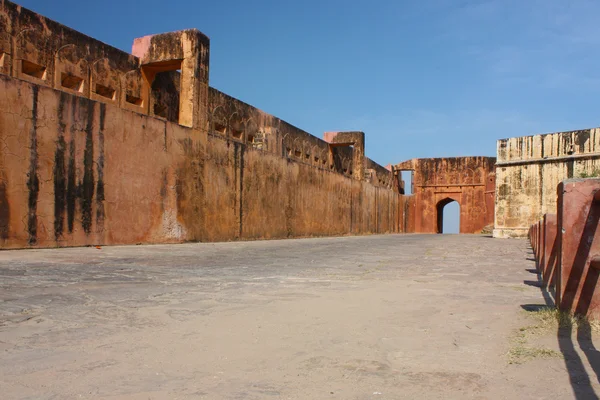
[0,0,402,249]
[0,73,403,249]
[394,157,496,234]
[207,89,395,191]
[494,130,600,238]
[0,74,200,247]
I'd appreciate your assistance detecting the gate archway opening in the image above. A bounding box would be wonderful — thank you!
[436,198,460,234]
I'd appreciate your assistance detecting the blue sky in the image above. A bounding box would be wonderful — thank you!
[18,0,600,164]
[17,0,600,232]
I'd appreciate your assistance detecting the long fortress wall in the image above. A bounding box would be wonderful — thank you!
[0,1,403,249]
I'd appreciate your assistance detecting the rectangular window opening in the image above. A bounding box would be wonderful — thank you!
[214,122,226,135]
[232,129,243,139]
[21,60,46,80]
[94,83,116,100]
[126,94,143,107]
[286,147,292,156]
[247,134,255,143]
[304,153,310,160]
[61,72,84,92]
[314,156,319,163]
[294,150,302,158]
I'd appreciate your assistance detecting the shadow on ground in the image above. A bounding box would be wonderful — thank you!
[522,244,600,400]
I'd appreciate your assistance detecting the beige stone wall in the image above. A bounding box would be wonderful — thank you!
[494,129,600,238]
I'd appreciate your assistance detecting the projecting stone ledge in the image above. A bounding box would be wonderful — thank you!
[493,228,529,239]
[132,29,210,129]
[323,131,365,181]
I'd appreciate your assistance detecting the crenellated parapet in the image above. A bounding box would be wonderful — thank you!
[0,1,212,130]
[0,0,402,249]
[0,0,394,189]
[1,1,138,106]
[132,30,209,129]
[207,89,394,188]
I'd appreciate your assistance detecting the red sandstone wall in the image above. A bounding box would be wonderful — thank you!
[207,88,396,191]
[529,179,600,319]
[0,76,402,249]
[0,74,203,247]
[0,0,402,249]
[404,195,416,233]
[396,157,496,234]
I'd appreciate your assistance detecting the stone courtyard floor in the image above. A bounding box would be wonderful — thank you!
[1,234,599,399]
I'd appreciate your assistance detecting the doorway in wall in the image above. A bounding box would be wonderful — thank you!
[437,198,460,234]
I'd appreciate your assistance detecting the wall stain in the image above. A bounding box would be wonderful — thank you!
[53,92,67,239]
[175,138,204,241]
[233,142,240,238]
[81,98,95,234]
[163,122,168,152]
[239,143,244,238]
[95,103,105,234]
[0,180,9,240]
[562,132,573,154]
[350,181,354,233]
[26,86,39,245]
[567,160,574,179]
[160,168,168,212]
[66,99,77,233]
[575,130,590,153]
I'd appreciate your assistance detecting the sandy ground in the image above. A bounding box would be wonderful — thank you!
[0,234,599,399]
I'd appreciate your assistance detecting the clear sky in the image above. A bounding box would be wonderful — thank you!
[16,0,600,232]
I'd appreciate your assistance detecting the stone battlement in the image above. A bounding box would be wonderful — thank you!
[0,0,393,189]
[0,0,401,248]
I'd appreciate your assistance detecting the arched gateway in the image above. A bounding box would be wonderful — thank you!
[392,157,496,234]
[436,197,460,234]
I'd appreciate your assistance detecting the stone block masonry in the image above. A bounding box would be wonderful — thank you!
[0,0,402,249]
[495,130,600,238]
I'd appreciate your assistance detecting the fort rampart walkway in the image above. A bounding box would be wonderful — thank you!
[1,235,598,399]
